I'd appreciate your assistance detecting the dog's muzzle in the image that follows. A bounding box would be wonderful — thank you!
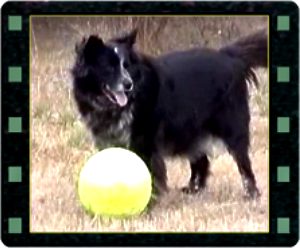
[121,68,134,92]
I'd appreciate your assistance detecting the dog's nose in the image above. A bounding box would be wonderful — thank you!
[124,80,133,92]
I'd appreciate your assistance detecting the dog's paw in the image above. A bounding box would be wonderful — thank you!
[181,185,202,194]
[243,188,261,200]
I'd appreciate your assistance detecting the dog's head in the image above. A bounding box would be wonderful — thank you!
[72,29,138,108]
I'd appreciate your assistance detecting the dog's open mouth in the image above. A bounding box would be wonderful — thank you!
[102,85,128,107]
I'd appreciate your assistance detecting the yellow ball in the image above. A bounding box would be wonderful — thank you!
[78,148,152,217]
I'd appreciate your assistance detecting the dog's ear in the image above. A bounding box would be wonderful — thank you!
[82,35,105,62]
[75,37,86,55]
[114,28,138,47]
[84,35,104,53]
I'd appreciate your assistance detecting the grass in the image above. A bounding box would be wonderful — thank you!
[30,17,269,232]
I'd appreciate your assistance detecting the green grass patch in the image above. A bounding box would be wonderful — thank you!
[67,122,89,148]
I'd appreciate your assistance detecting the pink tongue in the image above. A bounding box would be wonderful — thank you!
[114,91,128,107]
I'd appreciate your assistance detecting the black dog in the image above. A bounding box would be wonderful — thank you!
[71,29,267,198]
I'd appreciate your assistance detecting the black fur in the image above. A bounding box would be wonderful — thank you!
[71,29,267,198]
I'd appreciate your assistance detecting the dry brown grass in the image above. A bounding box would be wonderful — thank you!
[30,16,269,233]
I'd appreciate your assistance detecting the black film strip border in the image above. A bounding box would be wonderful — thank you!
[1,1,299,246]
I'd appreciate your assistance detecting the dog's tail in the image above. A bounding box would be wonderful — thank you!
[219,29,268,87]
[220,29,267,68]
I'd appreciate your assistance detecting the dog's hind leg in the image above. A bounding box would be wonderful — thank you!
[212,84,260,198]
[182,154,210,194]
[216,111,260,198]
[226,135,260,198]
[216,121,260,198]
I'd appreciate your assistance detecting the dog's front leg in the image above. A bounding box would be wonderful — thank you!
[151,152,168,195]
